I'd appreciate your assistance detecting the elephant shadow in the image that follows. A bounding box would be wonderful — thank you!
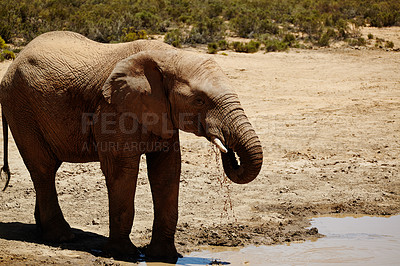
[0,222,113,259]
[0,222,230,265]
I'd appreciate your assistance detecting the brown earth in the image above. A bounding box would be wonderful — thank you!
[0,27,399,264]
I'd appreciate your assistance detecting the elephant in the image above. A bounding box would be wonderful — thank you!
[0,31,262,261]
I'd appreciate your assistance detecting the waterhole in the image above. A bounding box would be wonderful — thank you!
[143,215,400,265]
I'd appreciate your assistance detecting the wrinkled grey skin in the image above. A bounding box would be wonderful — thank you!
[0,31,262,261]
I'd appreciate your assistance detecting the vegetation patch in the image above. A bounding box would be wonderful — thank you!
[164,29,184,48]
[0,36,15,62]
[208,40,261,54]
[347,37,367,47]
[0,1,398,52]
[120,28,148,42]
[231,40,261,53]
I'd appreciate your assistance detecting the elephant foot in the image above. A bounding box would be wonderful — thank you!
[144,241,181,263]
[104,238,140,260]
[41,219,75,243]
[35,206,75,243]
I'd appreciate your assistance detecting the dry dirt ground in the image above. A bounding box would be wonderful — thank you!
[0,27,399,264]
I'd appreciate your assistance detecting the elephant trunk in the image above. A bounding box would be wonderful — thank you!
[220,124,263,184]
[209,95,263,184]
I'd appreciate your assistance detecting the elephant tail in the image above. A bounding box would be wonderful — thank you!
[1,110,10,191]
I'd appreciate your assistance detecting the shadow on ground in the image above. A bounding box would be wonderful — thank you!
[0,222,230,265]
[0,222,109,256]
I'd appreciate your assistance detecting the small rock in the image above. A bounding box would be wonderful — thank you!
[308,227,318,235]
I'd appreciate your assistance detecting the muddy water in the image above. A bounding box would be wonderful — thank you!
[147,215,400,265]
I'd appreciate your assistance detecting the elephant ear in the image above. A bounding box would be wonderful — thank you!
[102,51,174,138]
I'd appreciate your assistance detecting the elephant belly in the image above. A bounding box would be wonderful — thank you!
[53,138,100,163]
[36,109,100,163]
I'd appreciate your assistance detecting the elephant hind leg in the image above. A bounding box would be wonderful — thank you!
[8,120,73,242]
[30,160,74,243]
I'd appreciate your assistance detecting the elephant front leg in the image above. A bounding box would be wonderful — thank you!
[100,155,140,258]
[145,136,181,261]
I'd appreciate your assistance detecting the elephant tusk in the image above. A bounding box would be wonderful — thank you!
[211,137,228,153]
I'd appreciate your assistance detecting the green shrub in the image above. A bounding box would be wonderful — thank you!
[246,40,261,53]
[12,48,23,54]
[178,15,192,23]
[326,28,337,38]
[385,41,394,48]
[231,40,260,53]
[231,42,245,52]
[230,14,281,38]
[338,28,348,40]
[0,36,6,49]
[318,29,336,47]
[259,19,280,35]
[318,33,331,46]
[283,34,296,46]
[207,42,218,54]
[158,20,170,33]
[0,35,15,61]
[218,40,228,50]
[375,37,384,48]
[367,3,399,27]
[0,26,11,43]
[121,29,148,42]
[357,37,367,46]
[187,17,225,44]
[1,0,400,46]
[296,13,324,40]
[164,29,183,48]
[263,38,289,52]
[348,37,366,46]
[133,11,160,32]
[230,12,258,38]
[2,49,15,60]
[207,39,229,54]
[368,33,374,40]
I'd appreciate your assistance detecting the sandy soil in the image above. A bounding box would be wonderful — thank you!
[0,27,399,264]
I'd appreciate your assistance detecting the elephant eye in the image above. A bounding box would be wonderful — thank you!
[194,97,205,106]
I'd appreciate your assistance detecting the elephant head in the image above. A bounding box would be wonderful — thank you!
[102,49,263,184]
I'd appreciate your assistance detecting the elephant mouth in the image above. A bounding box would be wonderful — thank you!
[225,148,240,170]
[210,137,240,171]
